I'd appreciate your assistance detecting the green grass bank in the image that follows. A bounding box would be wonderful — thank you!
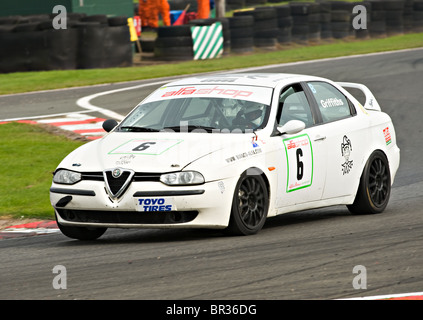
[0,32,422,95]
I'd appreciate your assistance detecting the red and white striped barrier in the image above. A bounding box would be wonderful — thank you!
[1,114,107,140]
[0,220,59,239]
[36,114,107,140]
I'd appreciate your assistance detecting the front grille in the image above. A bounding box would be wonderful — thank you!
[57,209,198,225]
[105,171,131,195]
[133,172,161,182]
[81,172,161,182]
[81,172,103,181]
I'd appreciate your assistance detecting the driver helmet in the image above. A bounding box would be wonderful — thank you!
[244,102,264,125]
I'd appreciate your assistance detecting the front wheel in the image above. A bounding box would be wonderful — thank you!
[56,214,107,240]
[226,170,269,235]
[347,150,391,215]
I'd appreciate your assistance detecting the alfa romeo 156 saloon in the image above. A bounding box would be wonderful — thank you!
[50,73,400,240]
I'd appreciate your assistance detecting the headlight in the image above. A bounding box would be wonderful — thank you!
[160,171,204,185]
[53,169,82,185]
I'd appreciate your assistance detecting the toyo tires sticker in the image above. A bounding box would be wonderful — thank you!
[135,197,175,212]
[283,134,314,192]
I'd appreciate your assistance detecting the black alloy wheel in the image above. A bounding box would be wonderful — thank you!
[226,170,269,235]
[368,156,390,208]
[348,150,391,214]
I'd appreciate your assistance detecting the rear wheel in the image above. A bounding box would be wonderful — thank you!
[347,150,391,215]
[226,170,269,235]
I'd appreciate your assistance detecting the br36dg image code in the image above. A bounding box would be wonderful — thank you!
[210,304,257,315]
[165,304,257,317]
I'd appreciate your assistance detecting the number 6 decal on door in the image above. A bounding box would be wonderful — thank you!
[283,134,313,192]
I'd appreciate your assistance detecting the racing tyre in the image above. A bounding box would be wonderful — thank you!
[56,215,107,240]
[226,170,269,235]
[347,151,391,215]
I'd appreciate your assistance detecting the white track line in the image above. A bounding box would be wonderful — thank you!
[75,80,171,120]
[75,47,423,121]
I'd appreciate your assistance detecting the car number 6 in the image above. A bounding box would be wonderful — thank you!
[132,142,156,151]
[296,148,304,181]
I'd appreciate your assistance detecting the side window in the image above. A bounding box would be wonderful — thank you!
[278,84,314,127]
[307,81,355,123]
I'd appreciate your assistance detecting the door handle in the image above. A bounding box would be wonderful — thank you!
[314,135,326,141]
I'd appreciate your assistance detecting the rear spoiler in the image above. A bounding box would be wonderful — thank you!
[336,82,381,111]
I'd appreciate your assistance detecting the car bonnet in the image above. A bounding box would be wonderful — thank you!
[58,131,258,173]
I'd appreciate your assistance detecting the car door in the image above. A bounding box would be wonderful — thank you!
[274,83,328,208]
[304,80,368,199]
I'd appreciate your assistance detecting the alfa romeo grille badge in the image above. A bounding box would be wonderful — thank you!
[112,168,122,178]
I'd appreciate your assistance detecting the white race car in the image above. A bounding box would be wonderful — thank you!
[50,73,400,240]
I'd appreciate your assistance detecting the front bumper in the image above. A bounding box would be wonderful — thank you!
[50,178,237,230]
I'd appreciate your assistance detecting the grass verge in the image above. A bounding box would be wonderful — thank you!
[0,33,422,95]
[0,122,85,219]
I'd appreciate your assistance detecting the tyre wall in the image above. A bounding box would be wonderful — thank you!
[154,25,194,61]
[234,8,279,49]
[228,15,254,53]
[0,14,132,73]
[154,18,230,60]
[158,0,422,60]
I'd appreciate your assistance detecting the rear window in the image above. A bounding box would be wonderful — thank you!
[307,82,355,123]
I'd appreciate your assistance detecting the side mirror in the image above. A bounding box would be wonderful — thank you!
[277,120,305,135]
[102,119,118,132]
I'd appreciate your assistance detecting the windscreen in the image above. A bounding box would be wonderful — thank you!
[119,85,273,133]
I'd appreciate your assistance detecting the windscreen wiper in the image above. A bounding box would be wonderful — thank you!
[120,126,160,132]
[163,125,217,132]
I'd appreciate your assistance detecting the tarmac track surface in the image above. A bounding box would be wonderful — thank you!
[0,49,422,301]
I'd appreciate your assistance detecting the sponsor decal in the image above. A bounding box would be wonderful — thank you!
[225,148,262,163]
[341,135,353,175]
[286,137,310,150]
[383,127,392,146]
[218,181,225,194]
[115,154,136,166]
[283,134,313,192]
[135,198,174,212]
[308,83,317,94]
[146,85,272,105]
[161,86,253,99]
[357,102,369,115]
[252,133,259,148]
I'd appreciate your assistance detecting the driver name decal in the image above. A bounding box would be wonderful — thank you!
[320,97,344,108]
